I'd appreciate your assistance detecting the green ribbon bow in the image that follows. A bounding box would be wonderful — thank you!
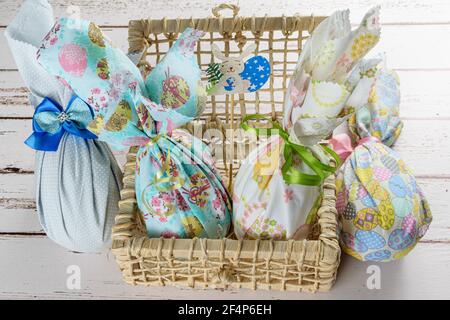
[241,114,340,186]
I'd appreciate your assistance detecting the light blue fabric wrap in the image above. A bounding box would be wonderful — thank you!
[5,0,123,253]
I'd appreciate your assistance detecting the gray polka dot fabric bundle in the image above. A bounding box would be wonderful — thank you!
[5,0,123,253]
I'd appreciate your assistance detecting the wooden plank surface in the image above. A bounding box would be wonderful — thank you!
[2,0,450,26]
[2,25,450,70]
[0,236,448,299]
[1,0,449,299]
[0,119,127,172]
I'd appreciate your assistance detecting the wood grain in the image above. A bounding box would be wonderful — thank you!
[2,0,450,26]
[2,25,450,70]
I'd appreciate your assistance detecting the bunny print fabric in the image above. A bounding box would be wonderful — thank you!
[335,60,432,262]
[38,19,231,239]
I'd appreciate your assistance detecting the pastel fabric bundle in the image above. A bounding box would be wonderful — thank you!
[232,8,383,241]
[335,61,432,262]
[233,132,326,240]
[284,7,381,131]
[5,0,123,253]
[38,20,231,239]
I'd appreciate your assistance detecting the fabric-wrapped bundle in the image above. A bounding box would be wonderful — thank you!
[283,7,381,129]
[232,120,335,240]
[232,8,381,240]
[5,0,123,253]
[333,60,432,262]
[38,19,232,239]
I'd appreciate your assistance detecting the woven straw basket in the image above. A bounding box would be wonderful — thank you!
[111,4,341,293]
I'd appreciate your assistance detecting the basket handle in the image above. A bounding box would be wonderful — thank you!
[212,3,240,18]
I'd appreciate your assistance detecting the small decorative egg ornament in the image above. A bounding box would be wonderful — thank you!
[240,55,271,92]
[161,68,191,109]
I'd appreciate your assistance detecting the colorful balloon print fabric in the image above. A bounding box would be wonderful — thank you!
[335,61,432,262]
[37,19,232,239]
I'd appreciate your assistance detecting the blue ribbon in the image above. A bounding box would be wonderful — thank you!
[25,95,97,151]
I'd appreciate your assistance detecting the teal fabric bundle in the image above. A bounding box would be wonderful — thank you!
[37,19,232,238]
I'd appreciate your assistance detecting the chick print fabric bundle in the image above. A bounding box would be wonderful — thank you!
[233,132,329,240]
[38,19,231,239]
[5,0,123,253]
[232,8,383,241]
[335,60,432,262]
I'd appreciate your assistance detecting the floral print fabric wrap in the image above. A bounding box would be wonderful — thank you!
[336,62,432,262]
[233,134,323,240]
[38,19,231,239]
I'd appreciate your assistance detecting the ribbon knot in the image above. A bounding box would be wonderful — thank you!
[57,112,69,123]
[241,114,340,187]
[25,95,97,151]
[329,133,382,162]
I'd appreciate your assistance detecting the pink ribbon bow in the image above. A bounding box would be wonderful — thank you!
[329,133,381,162]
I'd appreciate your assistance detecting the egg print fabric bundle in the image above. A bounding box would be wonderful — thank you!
[334,59,432,262]
[37,18,232,239]
[233,7,384,241]
[5,0,123,253]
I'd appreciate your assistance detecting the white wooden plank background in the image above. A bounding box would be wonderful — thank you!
[1,0,450,299]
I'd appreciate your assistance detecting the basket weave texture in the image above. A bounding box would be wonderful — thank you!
[112,4,341,292]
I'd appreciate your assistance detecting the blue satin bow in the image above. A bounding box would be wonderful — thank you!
[25,95,97,151]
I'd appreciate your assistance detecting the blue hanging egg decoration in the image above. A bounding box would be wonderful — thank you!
[240,55,271,92]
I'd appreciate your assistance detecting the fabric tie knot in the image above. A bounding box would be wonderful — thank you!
[329,133,382,162]
[241,114,340,186]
